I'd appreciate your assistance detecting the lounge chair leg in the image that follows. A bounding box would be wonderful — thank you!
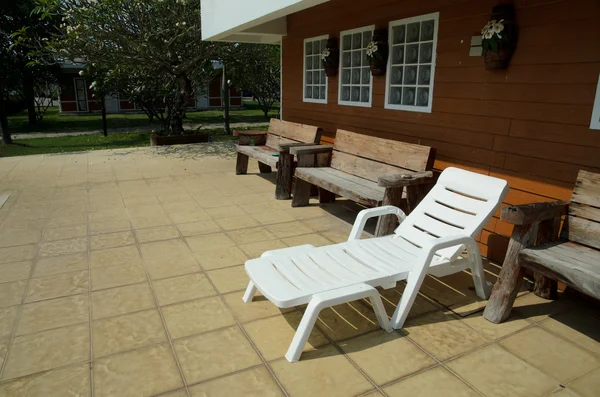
[469,254,491,300]
[242,281,257,303]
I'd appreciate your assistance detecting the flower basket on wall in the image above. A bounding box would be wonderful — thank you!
[367,29,389,76]
[482,4,518,70]
[321,38,339,77]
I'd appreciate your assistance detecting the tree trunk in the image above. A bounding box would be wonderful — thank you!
[170,74,192,135]
[0,85,12,145]
[222,65,230,134]
[23,74,36,125]
[101,93,108,137]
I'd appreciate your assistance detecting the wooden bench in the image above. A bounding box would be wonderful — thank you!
[235,119,321,200]
[484,170,600,324]
[289,129,436,236]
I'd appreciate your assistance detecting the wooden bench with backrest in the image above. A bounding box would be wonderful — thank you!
[289,129,436,236]
[235,119,321,200]
[484,170,600,323]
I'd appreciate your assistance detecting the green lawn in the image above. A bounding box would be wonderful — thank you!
[7,101,279,134]
[0,126,265,158]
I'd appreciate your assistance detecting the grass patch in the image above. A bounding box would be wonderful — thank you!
[0,126,266,157]
[7,100,279,134]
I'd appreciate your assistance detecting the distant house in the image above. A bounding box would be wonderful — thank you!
[57,63,243,114]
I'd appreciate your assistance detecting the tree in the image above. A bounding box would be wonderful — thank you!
[33,0,227,135]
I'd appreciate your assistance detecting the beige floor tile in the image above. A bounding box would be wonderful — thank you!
[540,309,600,356]
[89,219,131,235]
[403,310,488,361]
[0,306,20,338]
[193,246,248,270]
[244,311,329,361]
[162,296,235,339]
[144,252,201,280]
[282,233,332,247]
[34,252,88,277]
[0,280,27,308]
[0,363,90,397]
[91,283,156,319]
[461,311,532,341]
[153,273,216,306]
[25,270,89,302]
[0,261,32,283]
[223,291,293,323]
[569,367,600,397]
[134,225,180,243]
[93,309,167,357]
[207,265,249,293]
[0,229,42,248]
[189,366,284,397]
[251,210,296,225]
[91,264,146,291]
[384,366,479,397]
[90,245,142,269]
[174,326,261,384]
[44,224,87,242]
[447,344,558,397]
[340,330,436,385]
[204,205,246,219]
[39,237,88,258]
[265,221,314,238]
[93,343,183,397]
[215,215,260,231]
[90,231,136,251]
[0,245,37,264]
[316,302,382,341]
[239,239,287,258]
[139,238,190,259]
[175,219,220,237]
[226,226,277,245]
[17,294,89,336]
[270,344,373,397]
[2,323,89,381]
[499,327,600,383]
[185,233,235,252]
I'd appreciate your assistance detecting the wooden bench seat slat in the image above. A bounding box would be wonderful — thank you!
[295,167,386,207]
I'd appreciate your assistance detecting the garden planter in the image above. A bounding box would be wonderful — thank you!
[483,4,518,71]
[150,133,209,146]
[322,38,339,77]
[369,29,389,76]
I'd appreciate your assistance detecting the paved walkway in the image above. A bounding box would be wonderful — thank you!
[10,122,269,140]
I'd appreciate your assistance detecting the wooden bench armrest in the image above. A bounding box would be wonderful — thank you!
[233,130,268,137]
[501,201,569,225]
[377,171,434,188]
[289,145,334,155]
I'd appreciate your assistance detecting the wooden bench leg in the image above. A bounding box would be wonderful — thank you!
[236,153,249,175]
[258,162,272,173]
[275,152,293,200]
[375,187,403,237]
[318,188,335,204]
[292,179,312,207]
[483,224,536,324]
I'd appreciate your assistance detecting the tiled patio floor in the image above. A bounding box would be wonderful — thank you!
[0,144,598,397]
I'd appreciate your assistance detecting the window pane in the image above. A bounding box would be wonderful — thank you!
[404,66,417,85]
[402,87,416,105]
[406,22,420,43]
[390,66,403,85]
[418,65,431,85]
[420,42,433,63]
[416,87,429,107]
[405,44,419,64]
[392,25,405,44]
[421,20,435,41]
[391,45,404,64]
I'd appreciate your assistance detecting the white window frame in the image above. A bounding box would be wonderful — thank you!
[338,25,375,108]
[303,34,329,104]
[590,73,600,130]
[384,12,439,113]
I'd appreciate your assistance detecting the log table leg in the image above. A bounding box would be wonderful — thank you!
[483,223,537,324]
[275,152,293,200]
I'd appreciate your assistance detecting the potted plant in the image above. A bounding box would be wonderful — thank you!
[321,38,339,77]
[481,4,518,70]
[366,29,389,76]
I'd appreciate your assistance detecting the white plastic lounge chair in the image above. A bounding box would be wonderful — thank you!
[242,167,509,362]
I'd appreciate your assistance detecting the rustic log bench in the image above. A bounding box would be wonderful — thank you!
[289,129,436,236]
[235,119,321,200]
[484,170,600,324]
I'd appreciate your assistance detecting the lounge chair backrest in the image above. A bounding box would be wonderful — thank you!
[395,167,509,260]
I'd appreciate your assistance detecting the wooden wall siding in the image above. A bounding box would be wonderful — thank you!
[281,0,600,263]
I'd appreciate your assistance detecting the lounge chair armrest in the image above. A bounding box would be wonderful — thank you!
[378,171,434,188]
[501,200,569,225]
[289,145,334,155]
[348,206,407,240]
